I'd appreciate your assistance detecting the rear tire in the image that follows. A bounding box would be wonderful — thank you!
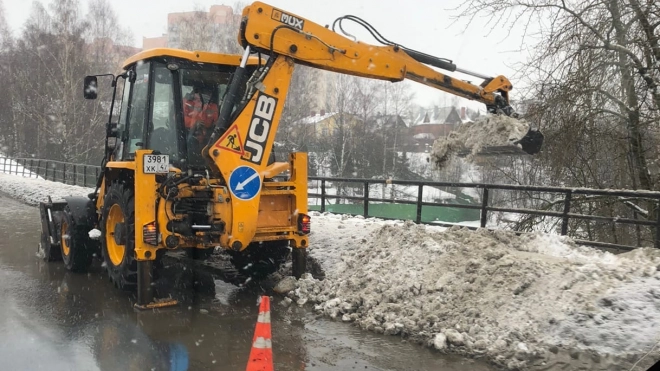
[100,182,138,290]
[59,206,95,272]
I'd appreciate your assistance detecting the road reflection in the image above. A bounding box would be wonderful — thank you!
[0,198,307,371]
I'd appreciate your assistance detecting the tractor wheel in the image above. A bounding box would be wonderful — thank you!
[100,182,138,290]
[228,241,290,280]
[41,228,62,262]
[292,248,307,279]
[59,206,94,272]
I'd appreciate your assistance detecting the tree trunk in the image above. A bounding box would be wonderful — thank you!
[610,0,653,191]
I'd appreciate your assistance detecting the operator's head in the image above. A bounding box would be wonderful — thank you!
[197,85,213,104]
[188,83,213,104]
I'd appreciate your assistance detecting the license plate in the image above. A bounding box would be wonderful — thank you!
[143,155,169,174]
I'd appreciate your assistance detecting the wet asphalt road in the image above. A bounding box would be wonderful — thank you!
[0,195,497,371]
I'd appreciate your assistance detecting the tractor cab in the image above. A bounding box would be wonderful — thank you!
[85,48,261,170]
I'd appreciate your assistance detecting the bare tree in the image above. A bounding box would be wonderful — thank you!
[327,73,359,180]
[85,0,133,70]
[454,0,660,192]
[376,81,414,180]
[275,65,321,154]
[3,0,134,164]
[451,0,660,245]
[0,0,14,155]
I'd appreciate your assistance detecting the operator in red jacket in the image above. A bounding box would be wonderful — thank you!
[183,86,219,142]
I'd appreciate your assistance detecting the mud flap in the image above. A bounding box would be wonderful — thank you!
[63,196,97,227]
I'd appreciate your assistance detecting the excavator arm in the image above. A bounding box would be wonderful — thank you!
[238,2,517,116]
[203,2,543,252]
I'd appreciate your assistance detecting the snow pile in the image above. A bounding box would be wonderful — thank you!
[292,216,660,369]
[431,114,530,168]
[0,174,92,206]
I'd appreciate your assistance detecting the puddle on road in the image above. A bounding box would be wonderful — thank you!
[0,195,499,371]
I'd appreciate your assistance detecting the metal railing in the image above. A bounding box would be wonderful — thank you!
[309,176,660,251]
[2,156,660,251]
[1,157,101,188]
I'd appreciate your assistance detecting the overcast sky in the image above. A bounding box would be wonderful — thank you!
[4,0,533,108]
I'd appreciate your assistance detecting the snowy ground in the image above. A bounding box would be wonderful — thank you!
[3,173,660,370]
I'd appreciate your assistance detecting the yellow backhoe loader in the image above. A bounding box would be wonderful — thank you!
[39,1,543,309]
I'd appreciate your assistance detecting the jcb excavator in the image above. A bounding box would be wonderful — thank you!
[39,1,543,309]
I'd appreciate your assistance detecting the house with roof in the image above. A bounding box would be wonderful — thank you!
[294,110,363,139]
[370,114,408,131]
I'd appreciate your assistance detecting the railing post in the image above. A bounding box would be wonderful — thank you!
[321,180,326,213]
[73,164,77,186]
[480,188,489,228]
[416,185,424,223]
[83,166,87,187]
[29,159,34,177]
[633,211,642,247]
[655,200,660,249]
[363,181,369,218]
[21,159,26,177]
[561,190,572,235]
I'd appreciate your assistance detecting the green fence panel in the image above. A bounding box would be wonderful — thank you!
[309,202,480,223]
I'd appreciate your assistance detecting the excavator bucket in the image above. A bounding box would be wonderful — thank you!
[460,129,544,157]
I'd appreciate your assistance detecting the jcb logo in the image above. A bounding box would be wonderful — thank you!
[243,93,278,165]
[271,9,304,30]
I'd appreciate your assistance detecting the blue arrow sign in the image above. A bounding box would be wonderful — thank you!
[229,166,261,201]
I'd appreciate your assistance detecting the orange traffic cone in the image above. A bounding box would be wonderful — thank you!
[246,296,274,371]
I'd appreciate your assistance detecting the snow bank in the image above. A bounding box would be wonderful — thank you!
[0,174,92,206]
[431,114,530,168]
[294,213,660,369]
